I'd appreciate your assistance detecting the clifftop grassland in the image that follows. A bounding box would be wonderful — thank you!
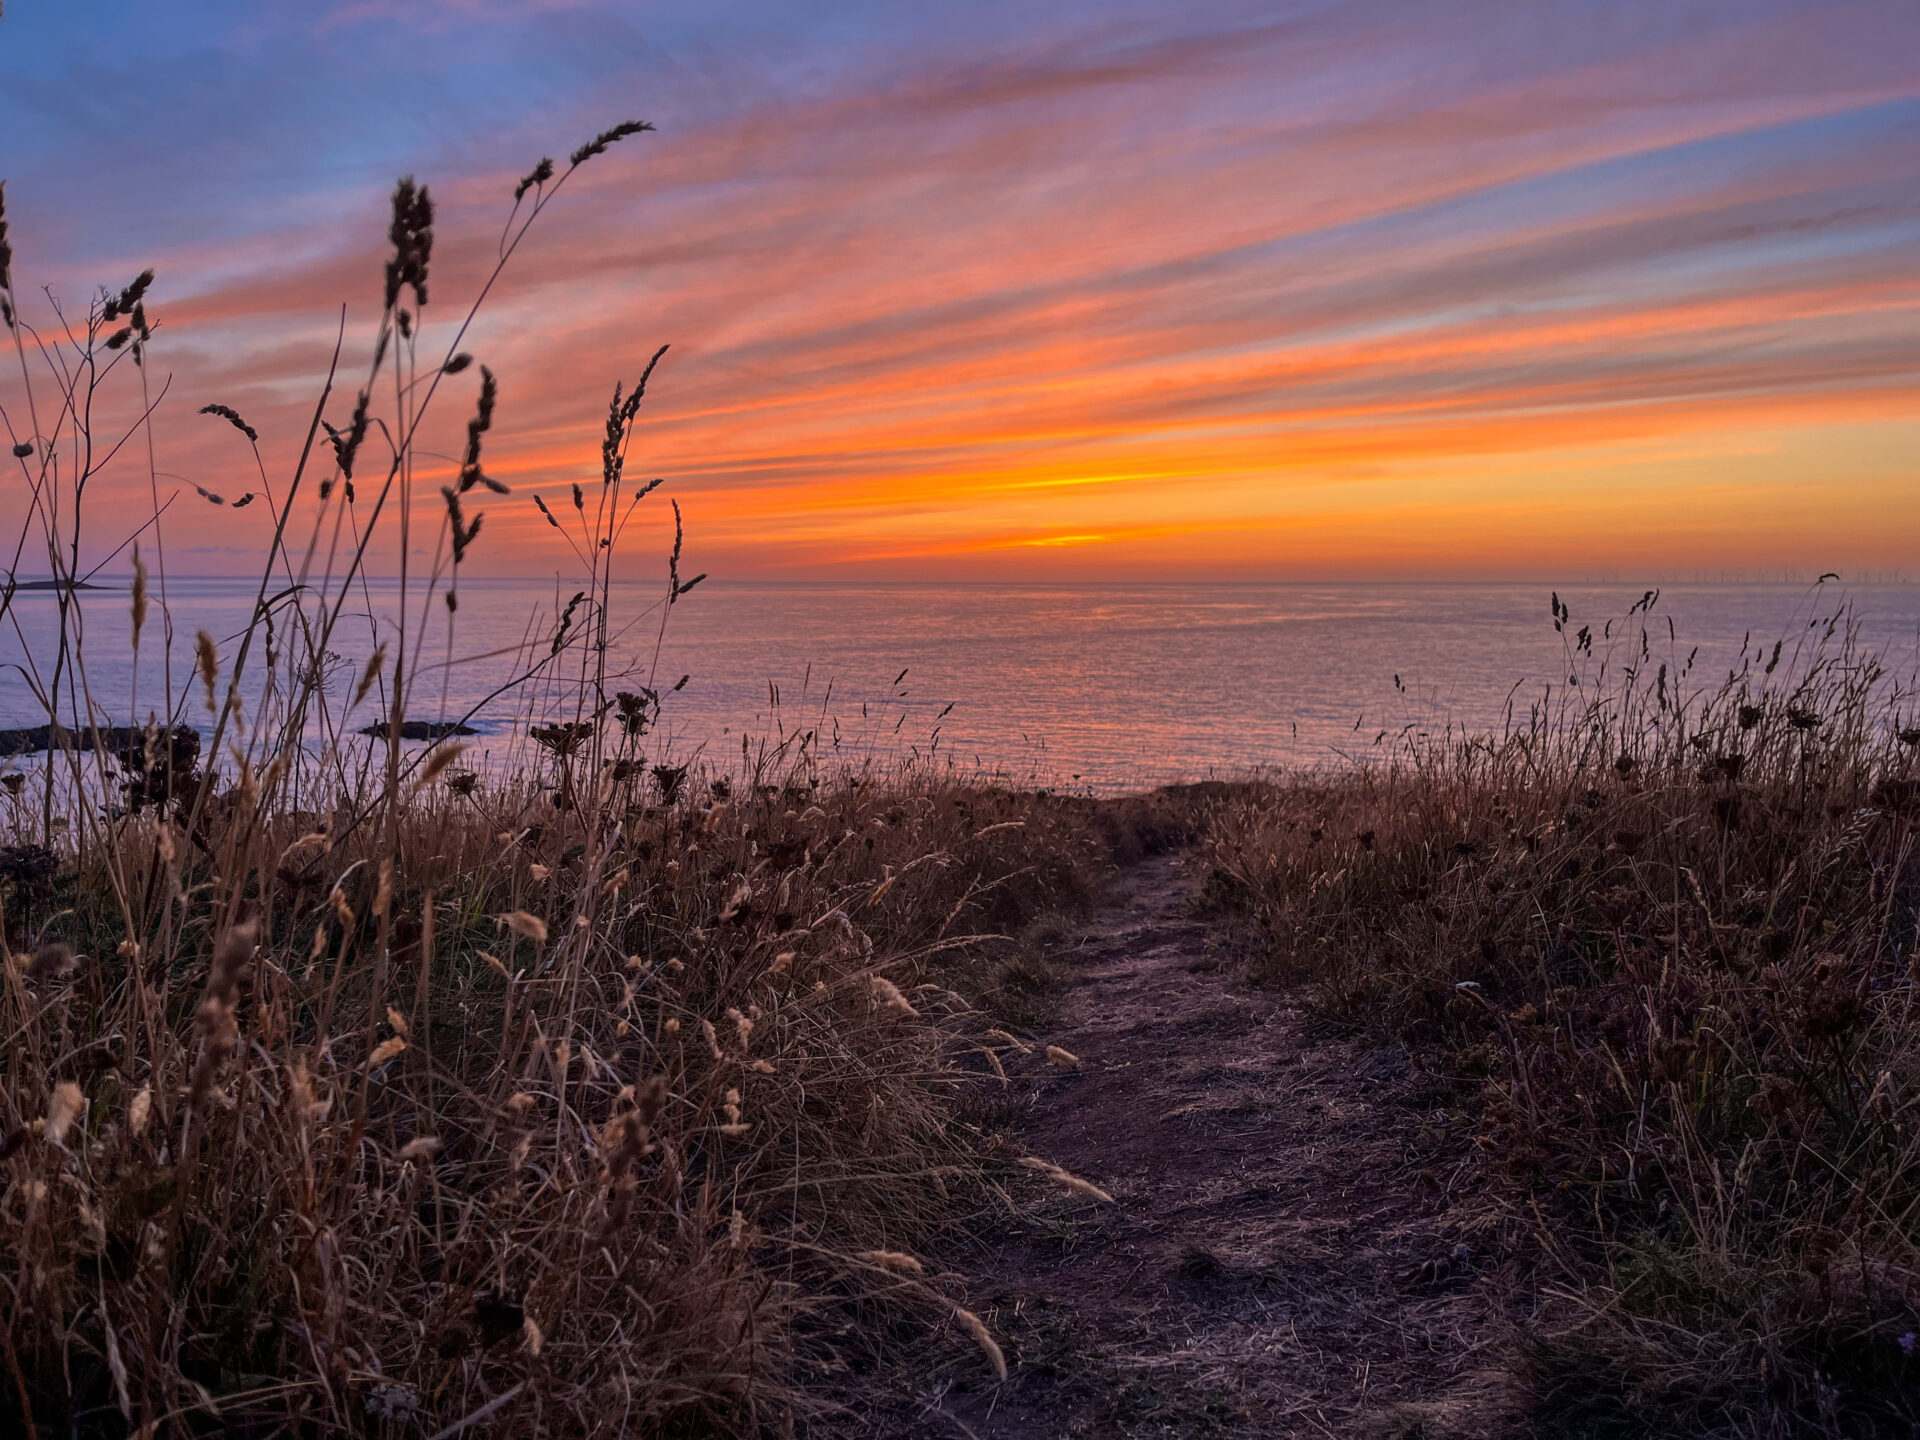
[1200,592,1920,1437]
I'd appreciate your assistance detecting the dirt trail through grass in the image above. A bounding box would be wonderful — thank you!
[908,851,1513,1438]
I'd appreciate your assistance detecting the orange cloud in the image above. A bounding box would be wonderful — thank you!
[8,1,1918,581]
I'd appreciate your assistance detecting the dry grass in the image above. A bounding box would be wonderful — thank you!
[1,761,1128,1436]
[1201,590,1920,1437]
[0,138,1164,1436]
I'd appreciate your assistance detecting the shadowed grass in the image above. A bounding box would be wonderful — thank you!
[1202,589,1920,1438]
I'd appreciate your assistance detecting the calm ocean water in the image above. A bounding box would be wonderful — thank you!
[7,579,1920,791]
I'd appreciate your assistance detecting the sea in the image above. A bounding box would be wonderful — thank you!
[6,578,1920,793]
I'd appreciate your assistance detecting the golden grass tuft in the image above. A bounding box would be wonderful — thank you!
[952,1305,1009,1381]
[1019,1154,1115,1203]
[857,1249,927,1274]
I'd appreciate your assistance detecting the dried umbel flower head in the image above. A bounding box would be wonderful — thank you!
[530,720,593,758]
[652,764,688,804]
[614,688,658,736]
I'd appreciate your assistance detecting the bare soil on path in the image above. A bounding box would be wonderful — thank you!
[873,851,1519,1439]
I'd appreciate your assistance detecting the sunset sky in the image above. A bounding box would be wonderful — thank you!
[3,0,1918,580]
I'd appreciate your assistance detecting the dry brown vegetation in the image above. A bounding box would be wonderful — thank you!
[11,116,1913,1440]
[4,757,1145,1437]
[1202,591,1920,1437]
[0,136,1192,1436]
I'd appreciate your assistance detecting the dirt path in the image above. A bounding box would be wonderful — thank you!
[890,851,1515,1438]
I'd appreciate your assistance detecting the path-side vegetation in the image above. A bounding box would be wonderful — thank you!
[0,133,1201,1436]
[1203,592,1920,1438]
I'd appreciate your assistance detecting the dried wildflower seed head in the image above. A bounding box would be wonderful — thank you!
[194,631,218,711]
[189,924,258,1111]
[116,268,154,316]
[327,389,371,478]
[367,1036,407,1070]
[456,367,498,494]
[383,175,434,311]
[0,181,12,292]
[45,1082,85,1149]
[198,403,258,444]
[872,976,918,1018]
[25,942,78,984]
[952,1307,1007,1381]
[1044,1044,1080,1070]
[414,742,467,791]
[352,643,387,709]
[130,547,149,648]
[442,486,484,564]
[514,156,556,201]
[569,120,653,168]
[1019,1155,1114,1203]
[502,910,548,944]
[858,1250,925,1274]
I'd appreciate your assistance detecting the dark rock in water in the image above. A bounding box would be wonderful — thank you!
[0,724,202,813]
[0,723,195,758]
[8,578,104,591]
[358,721,477,740]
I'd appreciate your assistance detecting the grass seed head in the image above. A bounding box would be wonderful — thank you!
[952,1306,1007,1381]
